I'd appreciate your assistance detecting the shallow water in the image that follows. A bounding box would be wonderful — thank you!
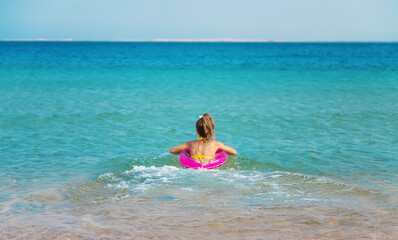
[1,42,398,239]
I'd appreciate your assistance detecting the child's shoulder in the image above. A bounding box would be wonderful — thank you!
[185,140,197,145]
[210,140,223,146]
[185,140,220,145]
[211,140,225,147]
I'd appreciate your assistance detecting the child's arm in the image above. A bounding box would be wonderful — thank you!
[216,141,237,155]
[170,142,189,154]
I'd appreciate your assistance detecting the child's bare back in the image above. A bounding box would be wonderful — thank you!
[170,113,237,165]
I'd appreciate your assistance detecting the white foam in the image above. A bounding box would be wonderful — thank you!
[98,172,113,179]
[133,183,151,191]
[124,165,180,174]
[100,167,354,204]
[114,181,129,189]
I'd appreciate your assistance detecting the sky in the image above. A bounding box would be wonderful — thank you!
[1,0,397,41]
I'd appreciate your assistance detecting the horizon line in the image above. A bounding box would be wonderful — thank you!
[1,38,397,43]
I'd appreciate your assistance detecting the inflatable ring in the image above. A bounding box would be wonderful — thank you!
[178,149,228,169]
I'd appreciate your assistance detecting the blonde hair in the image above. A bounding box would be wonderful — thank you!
[196,113,215,141]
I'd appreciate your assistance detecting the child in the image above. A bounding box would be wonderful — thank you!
[170,113,237,165]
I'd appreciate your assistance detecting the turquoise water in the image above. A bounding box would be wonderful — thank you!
[1,42,398,239]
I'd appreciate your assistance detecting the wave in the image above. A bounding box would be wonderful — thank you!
[90,165,381,206]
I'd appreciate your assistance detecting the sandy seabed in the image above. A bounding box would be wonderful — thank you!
[2,197,397,240]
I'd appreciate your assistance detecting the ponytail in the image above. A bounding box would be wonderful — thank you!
[196,113,215,141]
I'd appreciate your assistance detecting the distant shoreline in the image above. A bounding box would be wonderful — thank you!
[0,39,397,43]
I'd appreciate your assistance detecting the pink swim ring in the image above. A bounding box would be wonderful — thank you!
[178,149,228,169]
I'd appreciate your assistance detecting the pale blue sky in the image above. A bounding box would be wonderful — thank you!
[1,0,397,41]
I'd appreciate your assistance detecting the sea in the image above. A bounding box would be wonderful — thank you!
[0,41,397,239]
